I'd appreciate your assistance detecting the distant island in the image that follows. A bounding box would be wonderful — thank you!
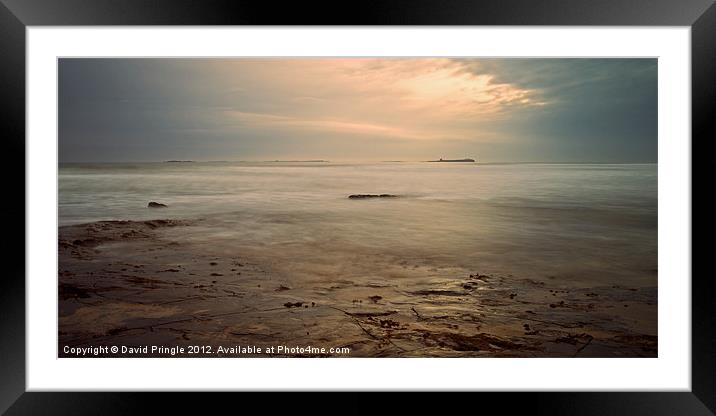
[165,160,195,163]
[428,157,476,163]
[268,160,329,163]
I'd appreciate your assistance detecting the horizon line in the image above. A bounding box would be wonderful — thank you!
[58,160,659,165]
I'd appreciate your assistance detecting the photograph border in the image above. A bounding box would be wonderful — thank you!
[2,0,711,413]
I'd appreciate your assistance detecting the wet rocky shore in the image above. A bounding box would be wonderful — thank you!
[58,219,657,358]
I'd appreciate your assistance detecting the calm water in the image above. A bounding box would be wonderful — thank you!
[59,162,657,287]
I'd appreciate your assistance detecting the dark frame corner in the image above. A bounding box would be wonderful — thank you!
[1,0,711,414]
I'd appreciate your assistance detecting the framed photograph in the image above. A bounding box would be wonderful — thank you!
[2,0,711,413]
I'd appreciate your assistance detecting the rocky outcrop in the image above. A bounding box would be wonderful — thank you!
[148,201,168,208]
[348,194,398,199]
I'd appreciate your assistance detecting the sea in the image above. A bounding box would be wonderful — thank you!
[58,162,657,288]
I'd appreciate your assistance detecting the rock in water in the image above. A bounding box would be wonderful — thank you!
[147,201,168,208]
[348,194,398,199]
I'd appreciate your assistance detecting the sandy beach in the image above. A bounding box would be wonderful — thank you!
[59,218,657,357]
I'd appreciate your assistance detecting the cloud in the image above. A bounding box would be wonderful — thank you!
[222,110,491,142]
[333,58,545,117]
[204,58,544,142]
[59,58,657,162]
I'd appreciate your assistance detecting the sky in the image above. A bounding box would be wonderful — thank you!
[59,58,657,163]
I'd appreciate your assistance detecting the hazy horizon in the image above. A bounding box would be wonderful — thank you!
[58,159,658,164]
[59,58,657,164]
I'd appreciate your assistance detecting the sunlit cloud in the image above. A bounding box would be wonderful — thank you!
[333,58,544,117]
[59,58,657,162]
[223,110,459,141]
[209,58,545,142]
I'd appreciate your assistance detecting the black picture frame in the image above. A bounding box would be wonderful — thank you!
[1,0,710,413]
